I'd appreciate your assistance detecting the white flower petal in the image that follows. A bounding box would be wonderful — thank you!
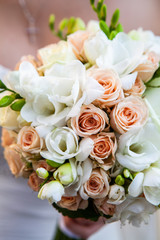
[128,173,144,197]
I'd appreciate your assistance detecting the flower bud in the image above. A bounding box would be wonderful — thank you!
[115,175,125,186]
[53,163,74,185]
[36,168,49,179]
[38,180,64,204]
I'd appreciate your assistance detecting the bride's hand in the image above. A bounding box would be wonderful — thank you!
[63,216,106,239]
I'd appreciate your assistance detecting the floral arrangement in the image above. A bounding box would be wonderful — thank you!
[1,0,160,226]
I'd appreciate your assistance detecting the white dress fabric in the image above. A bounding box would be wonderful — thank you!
[0,65,59,240]
[0,65,159,240]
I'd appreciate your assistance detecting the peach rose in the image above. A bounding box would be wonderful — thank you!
[94,197,116,216]
[32,160,54,172]
[28,171,44,192]
[4,144,25,177]
[90,132,117,170]
[17,126,43,153]
[68,30,89,62]
[124,76,146,97]
[81,168,110,199]
[1,128,17,148]
[134,51,159,83]
[15,55,40,70]
[70,104,109,137]
[110,96,148,134]
[57,195,88,211]
[88,68,124,107]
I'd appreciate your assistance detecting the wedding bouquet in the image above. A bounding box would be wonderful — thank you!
[1,0,160,227]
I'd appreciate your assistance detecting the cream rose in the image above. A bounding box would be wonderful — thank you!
[28,171,44,192]
[1,128,17,148]
[124,76,146,97]
[57,195,88,211]
[88,68,124,107]
[110,96,148,134]
[0,106,19,130]
[89,132,117,171]
[134,51,159,83]
[17,126,43,154]
[80,168,110,200]
[70,104,109,137]
[4,144,25,177]
[107,185,126,205]
[68,30,90,62]
[94,198,116,216]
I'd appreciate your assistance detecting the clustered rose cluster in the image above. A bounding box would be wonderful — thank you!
[2,21,160,226]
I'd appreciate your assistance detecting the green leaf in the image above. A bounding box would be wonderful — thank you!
[46,159,62,168]
[100,5,107,21]
[109,30,117,40]
[111,9,120,28]
[0,80,7,90]
[49,14,55,31]
[0,94,16,108]
[99,20,110,37]
[116,23,123,32]
[10,99,25,111]
[53,200,112,221]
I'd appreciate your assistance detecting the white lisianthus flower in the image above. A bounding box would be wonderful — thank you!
[116,120,160,172]
[38,180,64,204]
[144,87,160,130]
[107,185,126,205]
[129,28,160,56]
[40,127,79,164]
[96,32,146,77]
[129,167,160,206]
[38,41,76,70]
[143,167,160,206]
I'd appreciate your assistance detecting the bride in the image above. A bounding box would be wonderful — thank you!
[0,0,160,239]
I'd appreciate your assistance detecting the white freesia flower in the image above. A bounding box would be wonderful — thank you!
[114,197,156,226]
[97,32,146,77]
[84,31,110,65]
[144,87,160,129]
[129,28,160,55]
[116,120,160,172]
[86,20,100,34]
[40,127,79,164]
[38,180,64,204]
[7,60,104,126]
[107,185,126,205]
[38,41,76,70]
